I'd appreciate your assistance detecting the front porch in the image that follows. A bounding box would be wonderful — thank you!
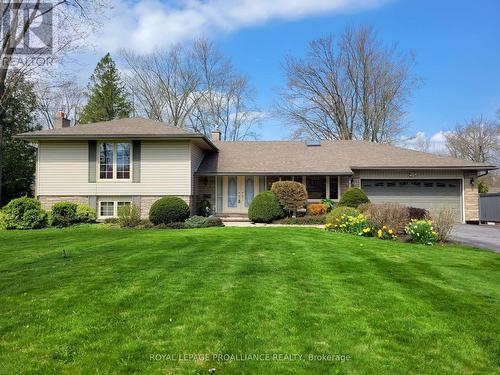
[194,175,351,215]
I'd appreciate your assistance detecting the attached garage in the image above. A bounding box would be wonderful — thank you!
[361,179,463,222]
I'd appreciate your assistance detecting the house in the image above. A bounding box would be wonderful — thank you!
[16,114,497,222]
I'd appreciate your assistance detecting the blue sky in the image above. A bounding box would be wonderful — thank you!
[74,0,500,142]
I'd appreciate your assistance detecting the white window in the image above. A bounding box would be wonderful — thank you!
[99,200,132,218]
[98,142,131,180]
[100,202,115,217]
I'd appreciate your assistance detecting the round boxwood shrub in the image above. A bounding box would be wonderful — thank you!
[338,187,370,208]
[76,204,97,223]
[50,201,78,227]
[149,196,190,225]
[0,197,47,229]
[248,191,284,223]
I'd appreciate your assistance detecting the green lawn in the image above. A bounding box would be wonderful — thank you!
[0,226,499,374]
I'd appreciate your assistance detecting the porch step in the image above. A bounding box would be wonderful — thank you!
[216,214,251,222]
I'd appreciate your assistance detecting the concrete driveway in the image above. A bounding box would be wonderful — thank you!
[450,224,500,252]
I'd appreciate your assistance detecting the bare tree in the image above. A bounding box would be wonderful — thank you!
[122,39,261,140]
[188,39,260,140]
[0,0,107,202]
[121,46,200,126]
[278,25,418,142]
[35,78,84,128]
[445,116,499,164]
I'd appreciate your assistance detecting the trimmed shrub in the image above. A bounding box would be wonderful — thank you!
[0,197,47,229]
[117,203,140,227]
[76,204,97,223]
[430,208,456,242]
[307,203,326,216]
[248,191,285,223]
[149,196,190,225]
[204,216,224,227]
[326,206,359,225]
[338,187,369,208]
[275,214,326,225]
[405,219,438,245]
[360,203,409,234]
[271,181,308,216]
[185,215,208,228]
[50,201,78,227]
[408,207,428,220]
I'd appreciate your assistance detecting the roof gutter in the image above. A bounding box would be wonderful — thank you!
[350,165,498,171]
[195,172,354,176]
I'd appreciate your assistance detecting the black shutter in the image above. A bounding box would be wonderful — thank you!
[132,140,141,183]
[88,141,97,183]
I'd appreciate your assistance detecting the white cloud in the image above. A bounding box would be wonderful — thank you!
[398,131,450,155]
[93,0,391,54]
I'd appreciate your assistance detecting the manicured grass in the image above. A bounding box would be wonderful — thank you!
[0,226,499,374]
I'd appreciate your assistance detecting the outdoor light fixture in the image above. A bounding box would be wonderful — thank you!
[470,178,475,186]
[349,177,354,186]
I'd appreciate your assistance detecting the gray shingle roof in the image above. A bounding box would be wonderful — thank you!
[16,118,496,173]
[196,140,496,174]
[18,117,197,137]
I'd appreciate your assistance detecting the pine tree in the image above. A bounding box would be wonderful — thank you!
[79,53,133,124]
[1,74,41,204]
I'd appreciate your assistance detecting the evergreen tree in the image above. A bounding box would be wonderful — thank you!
[1,74,41,204]
[79,53,133,123]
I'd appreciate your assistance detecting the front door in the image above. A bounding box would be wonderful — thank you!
[223,176,257,213]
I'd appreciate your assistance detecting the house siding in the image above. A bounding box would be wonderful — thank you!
[38,140,192,196]
[37,140,196,216]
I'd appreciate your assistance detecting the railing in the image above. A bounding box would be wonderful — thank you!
[479,193,500,223]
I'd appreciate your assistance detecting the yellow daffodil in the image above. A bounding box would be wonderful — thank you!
[377,229,382,237]
[388,229,393,234]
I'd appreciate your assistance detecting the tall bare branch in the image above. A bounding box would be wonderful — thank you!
[278,25,418,142]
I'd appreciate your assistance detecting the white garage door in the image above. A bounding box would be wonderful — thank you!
[361,179,462,222]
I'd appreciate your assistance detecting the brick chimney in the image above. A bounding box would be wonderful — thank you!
[54,111,70,128]
[211,128,221,141]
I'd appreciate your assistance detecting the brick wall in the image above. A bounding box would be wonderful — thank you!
[140,196,191,218]
[463,172,479,221]
[38,196,88,211]
[194,176,215,215]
